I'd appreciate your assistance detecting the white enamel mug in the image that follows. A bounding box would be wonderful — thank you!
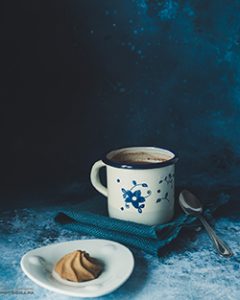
[90,147,178,225]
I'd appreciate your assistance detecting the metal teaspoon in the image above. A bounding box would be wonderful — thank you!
[179,189,233,257]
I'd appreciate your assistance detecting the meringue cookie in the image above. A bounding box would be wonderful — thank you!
[54,250,103,282]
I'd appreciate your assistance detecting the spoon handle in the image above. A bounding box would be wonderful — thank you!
[198,215,233,257]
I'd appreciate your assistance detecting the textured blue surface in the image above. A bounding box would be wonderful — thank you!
[1,1,240,298]
[0,204,240,300]
[2,0,240,204]
[67,0,240,188]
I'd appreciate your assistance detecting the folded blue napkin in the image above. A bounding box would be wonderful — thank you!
[55,193,230,256]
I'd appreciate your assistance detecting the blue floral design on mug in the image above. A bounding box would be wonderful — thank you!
[121,180,151,213]
[159,173,174,189]
[156,192,170,203]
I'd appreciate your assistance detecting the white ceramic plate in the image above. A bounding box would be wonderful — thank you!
[20,239,134,298]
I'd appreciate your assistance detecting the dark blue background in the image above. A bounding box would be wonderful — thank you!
[1,0,240,208]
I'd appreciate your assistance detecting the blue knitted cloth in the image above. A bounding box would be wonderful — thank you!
[55,193,229,255]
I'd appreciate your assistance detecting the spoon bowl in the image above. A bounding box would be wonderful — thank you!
[179,190,203,216]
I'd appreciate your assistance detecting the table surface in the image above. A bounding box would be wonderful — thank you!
[0,204,240,300]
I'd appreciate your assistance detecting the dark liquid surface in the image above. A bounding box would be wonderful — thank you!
[110,151,169,164]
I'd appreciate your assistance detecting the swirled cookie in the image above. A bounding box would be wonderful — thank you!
[54,250,103,282]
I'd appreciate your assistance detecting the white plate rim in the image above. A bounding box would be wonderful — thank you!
[20,239,134,298]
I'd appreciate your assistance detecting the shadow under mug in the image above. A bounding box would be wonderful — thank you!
[90,147,178,225]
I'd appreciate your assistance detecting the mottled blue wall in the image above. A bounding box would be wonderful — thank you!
[1,0,240,207]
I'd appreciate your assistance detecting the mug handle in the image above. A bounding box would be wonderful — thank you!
[90,160,108,197]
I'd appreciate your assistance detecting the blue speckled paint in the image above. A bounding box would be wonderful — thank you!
[0,202,239,300]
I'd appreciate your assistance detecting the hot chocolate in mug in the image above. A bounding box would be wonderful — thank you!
[90,147,178,225]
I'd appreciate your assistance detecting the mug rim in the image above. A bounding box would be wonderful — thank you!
[102,146,178,169]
